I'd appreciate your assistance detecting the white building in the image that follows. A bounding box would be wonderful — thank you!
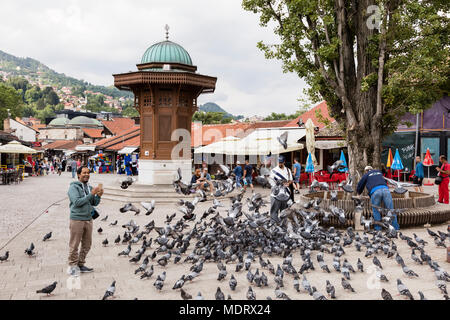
[3,117,38,142]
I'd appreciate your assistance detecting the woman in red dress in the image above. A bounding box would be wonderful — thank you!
[436,155,450,204]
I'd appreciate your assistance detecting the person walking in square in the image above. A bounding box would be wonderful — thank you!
[234,161,243,188]
[357,166,400,230]
[292,158,301,194]
[67,166,103,276]
[436,155,450,204]
[413,155,424,192]
[243,159,254,192]
[71,158,77,179]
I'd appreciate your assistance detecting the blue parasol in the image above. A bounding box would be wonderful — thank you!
[338,150,348,172]
[391,148,404,181]
[305,152,315,173]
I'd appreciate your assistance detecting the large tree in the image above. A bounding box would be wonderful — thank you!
[0,83,23,130]
[243,0,449,176]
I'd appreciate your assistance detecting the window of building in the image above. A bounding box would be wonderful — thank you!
[421,137,440,164]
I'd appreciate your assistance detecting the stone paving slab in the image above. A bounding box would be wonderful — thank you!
[0,172,449,300]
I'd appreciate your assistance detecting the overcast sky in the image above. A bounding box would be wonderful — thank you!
[0,0,311,117]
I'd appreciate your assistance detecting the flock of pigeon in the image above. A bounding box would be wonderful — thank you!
[0,159,449,300]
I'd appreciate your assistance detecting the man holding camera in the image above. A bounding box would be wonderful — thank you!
[67,166,103,276]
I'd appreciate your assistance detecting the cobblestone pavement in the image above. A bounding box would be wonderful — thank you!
[0,173,448,300]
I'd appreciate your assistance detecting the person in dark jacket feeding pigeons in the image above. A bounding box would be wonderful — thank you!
[67,166,103,276]
[357,166,400,230]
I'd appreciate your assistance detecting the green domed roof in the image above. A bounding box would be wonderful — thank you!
[68,116,102,127]
[141,40,193,66]
[48,117,69,126]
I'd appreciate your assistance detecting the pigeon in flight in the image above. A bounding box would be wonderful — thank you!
[327,160,346,176]
[102,281,116,300]
[109,220,118,226]
[141,200,156,216]
[100,215,108,222]
[277,131,288,150]
[383,177,417,194]
[43,232,52,241]
[36,281,57,296]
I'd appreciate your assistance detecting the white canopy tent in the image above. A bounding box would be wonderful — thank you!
[118,147,138,155]
[195,128,305,156]
[0,140,37,154]
[229,128,305,155]
[75,145,96,152]
[194,136,241,154]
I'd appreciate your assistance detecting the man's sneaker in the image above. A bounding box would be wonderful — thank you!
[67,266,80,277]
[78,265,94,273]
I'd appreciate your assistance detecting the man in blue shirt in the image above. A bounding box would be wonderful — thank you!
[292,158,301,194]
[414,156,424,192]
[357,166,400,230]
[233,161,243,188]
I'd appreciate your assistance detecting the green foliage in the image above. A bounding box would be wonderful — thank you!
[0,50,132,99]
[192,111,232,124]
[242,0,450,170]
[0,82,23,130]
[121,106,139,118]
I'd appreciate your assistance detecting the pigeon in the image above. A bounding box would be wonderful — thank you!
[418,291,427,300]
[0,251,9,262]
[437,281,448,295]
[172,275,186,290]
[376,269,389,282]
[275,286,291,300]
[381,288,393,300]
[120,203,140,214]
[372,256,383,269]
[383,177,417,194]
[340,176,354,193]
[141,200,156,215]
[194,292,204,300]
[401,264,419,277]
[327,160,345,176]
[100,215,108,222]
[302,275,313,295]
[215,287,225,300]
[413,233,427,246]
[229,274,237,291]
[293,275,300,292]
[427,228,439,238]
[120,177,135,189]
[341,277,355,292]
[180,288,192,300]
[102,238,108,247]
[397,279,414,300]
[36,281,57,296]
[118,244,132,256]
[102,281,116,300]
[43,232,52,241]
[114,235,121,244]
[97,227,103,234]
[25,243,35,257]
[395,253,405,266]
[246,286,256,300]
[330,190,338,202]
[277,131,288,150]
[411,249,423,265]
[217,267,227,281]
[357,258,364,272]
[326,280,336,299]
[140,265,154,279]
[154,273,165,291]
[312,286,327,300]
[109,220,118,226]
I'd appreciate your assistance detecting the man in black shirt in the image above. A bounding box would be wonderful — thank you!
[243,159,254,192]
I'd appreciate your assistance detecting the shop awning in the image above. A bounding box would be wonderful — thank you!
[118,147,138,154]
[75,145,96,151]
[315,140,347,149]
[64,151,76,156]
